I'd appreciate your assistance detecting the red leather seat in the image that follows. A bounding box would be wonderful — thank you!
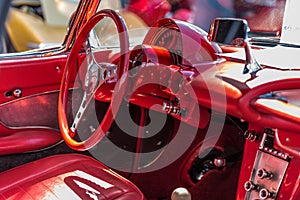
[0,154,144,200]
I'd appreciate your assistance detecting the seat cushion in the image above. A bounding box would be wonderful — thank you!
[0,154,144,199]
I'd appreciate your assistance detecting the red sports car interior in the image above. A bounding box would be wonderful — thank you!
[0,0,299,199]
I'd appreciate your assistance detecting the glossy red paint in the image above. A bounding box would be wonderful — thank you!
[235,124,264,200]
[143,18,219,64]
[0,127,61,155]
[0,55,67,104]
[238,76,300,132]
[80,13,300,198]
[236,125,300,200]
[277,155,300,200]
[1,0,300,199]
[94,19,219,129]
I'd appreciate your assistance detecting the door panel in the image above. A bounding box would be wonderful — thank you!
[0,55,67,104]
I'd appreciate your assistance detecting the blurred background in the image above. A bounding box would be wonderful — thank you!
[1,0,286,53]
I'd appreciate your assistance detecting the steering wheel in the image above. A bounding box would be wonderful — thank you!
[238,77,300,131]
[58,9,129,151]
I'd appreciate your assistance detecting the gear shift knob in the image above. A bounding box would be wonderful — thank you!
[171,187,191,200]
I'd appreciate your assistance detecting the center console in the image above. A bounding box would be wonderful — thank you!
[243,129,289,199]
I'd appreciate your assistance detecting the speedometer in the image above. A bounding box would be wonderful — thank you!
[143,18,218,66]
[143,19,183,58]
[154,26,182,52]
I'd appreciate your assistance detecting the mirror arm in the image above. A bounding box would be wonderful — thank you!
[243,40,262,75]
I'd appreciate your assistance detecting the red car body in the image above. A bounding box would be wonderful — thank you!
[0,0,299,199]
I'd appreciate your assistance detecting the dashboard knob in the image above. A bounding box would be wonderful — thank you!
[214,157,226,167]
[257,168,273,179]
[259,188,274,199]
[244,181,258,192]
[244,130,258,141]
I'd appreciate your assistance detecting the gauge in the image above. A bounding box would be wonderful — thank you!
[154,26,182,51]
[143,18,218,66]
[144,20,183,58]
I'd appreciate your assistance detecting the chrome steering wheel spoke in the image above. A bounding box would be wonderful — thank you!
[58,9,129,151]
[70,40,118,133]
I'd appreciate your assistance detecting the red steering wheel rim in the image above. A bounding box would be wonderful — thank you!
[238,78,300,131]
[58,9,129,151]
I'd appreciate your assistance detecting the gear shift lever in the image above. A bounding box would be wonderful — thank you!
[171,187,191,200]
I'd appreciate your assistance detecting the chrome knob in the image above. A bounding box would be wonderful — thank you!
[257,168,273,179]
[259,188,274,199]
[171,187,191,200]
[214,157,226,167]
[244,130,258,141]
[244,181,257,192]
[13,89,22,98]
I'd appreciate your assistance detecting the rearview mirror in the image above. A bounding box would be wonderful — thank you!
[208,18,262,75]
[208,18,249,47]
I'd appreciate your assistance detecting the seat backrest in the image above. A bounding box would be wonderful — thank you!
[41,0,78,26]
[41,0,122,26]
